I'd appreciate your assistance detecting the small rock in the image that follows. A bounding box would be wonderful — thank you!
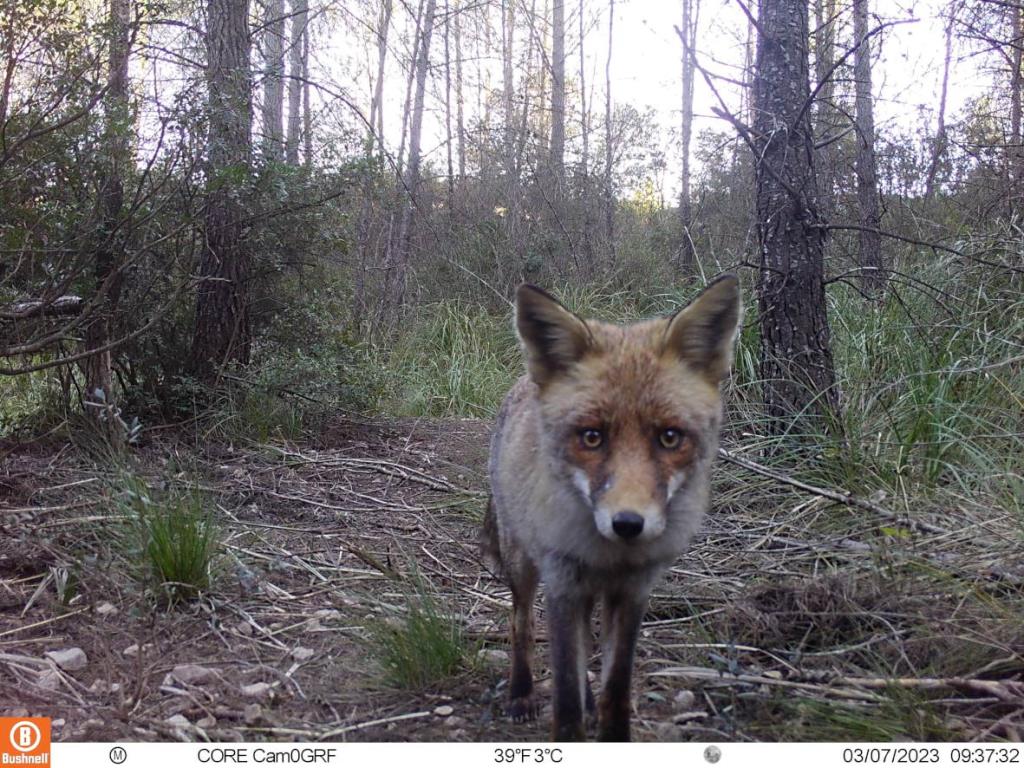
[196,716,217,729]
[167,664,217,686]
[235,621,254,637]
[445,716,468,728]
[51,719,65,728]
[673,711,708,725]
[654,722,682,741]
[243,703,262,724]
[123,643,153,657]
[672,690,696,710]
[304,618,322,632]
[240,682,272,700]
[45,647,88,671]
[449,729,468,740]
[166,714,191,730]
[36,669,61,691]
[762,670,783,680]
[8,708,29,718]
[291,646,315,662]
[433,705,454,717]
[89,679,108,694]
[96,602,118,617]
[476,649,509,667]
[314,608,341,620]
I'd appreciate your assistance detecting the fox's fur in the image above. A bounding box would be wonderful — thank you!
[483,276,742,741]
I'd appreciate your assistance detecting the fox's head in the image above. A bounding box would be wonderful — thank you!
[515,276,741,546]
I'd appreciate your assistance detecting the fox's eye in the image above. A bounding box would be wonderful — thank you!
[659,428,686,450]
[580,429,604,450]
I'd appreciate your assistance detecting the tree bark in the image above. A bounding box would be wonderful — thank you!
[853,0,883,295]
[368,0,392,151]
[285,0,307,166]
[550,0,566,185]
[84,0,132,438]
[261,0,285,161]
[579,0,594,268]
[454,0,466,179]
[191,0,253,380]
[752,0,839,435]
[1009,1,1023,214]
[502,0,516,170]
[813,0,837,220]
[604,0,615,262]
[924,5,955,202]
[384,0,437,313]
[679,0,699,272]
[444,0,455,212]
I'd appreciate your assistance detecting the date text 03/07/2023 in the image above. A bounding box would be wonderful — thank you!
[842,747,1021,764]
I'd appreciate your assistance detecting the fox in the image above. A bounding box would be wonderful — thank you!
[482,275,742,742]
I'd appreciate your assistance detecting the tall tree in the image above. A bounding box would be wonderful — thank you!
[924,3,957,202]
[604,0,615,261]
[384,0,437,312]
[853,0,883,294]
[261,0,285,161]
[1008,1,1023,212]
[813,0,838,220]
[285,0,308,165]
[579,0,594,267]
[191,0,253,378]
[502,0,515,168]
[368,0,392,151]
[84,0,132,435]
[752,0,839,433]
[678,0,699,271]
[454,0,466,179]
[550,0,566,183]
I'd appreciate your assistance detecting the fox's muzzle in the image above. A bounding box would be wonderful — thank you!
[611,511,645,539]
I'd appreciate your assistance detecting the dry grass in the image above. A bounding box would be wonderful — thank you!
[1,415,1022,742]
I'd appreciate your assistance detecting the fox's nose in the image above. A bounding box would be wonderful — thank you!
[611,511,645,539]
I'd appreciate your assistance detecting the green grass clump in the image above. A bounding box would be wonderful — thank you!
[380,301,519,418]
[365,580,471,690]
[117,474,219,606]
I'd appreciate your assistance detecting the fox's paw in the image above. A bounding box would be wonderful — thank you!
[507,694,539,722]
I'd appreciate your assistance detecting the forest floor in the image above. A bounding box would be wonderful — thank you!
[2,416,1024,743]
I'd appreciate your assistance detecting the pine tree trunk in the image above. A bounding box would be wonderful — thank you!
[191,0,253,380]
[261,0,285,161]
[579,0,594,269]
[285,0,307,165]
[853,0,884,294]
[502,0,515,170]
[384,0,437,313]
[84,0,132,440]
[550,0,565,184]
[604,0,615,263]
[1009,2,1023,215]
[454,0,466,180]
[753,0,839,435]
[679,0,698,272]
[813,0,837,220]
[924,7,954,202]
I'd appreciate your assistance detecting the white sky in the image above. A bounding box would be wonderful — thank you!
[133,0,996,197]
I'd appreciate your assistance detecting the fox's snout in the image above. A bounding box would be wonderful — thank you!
[610,511,645,539]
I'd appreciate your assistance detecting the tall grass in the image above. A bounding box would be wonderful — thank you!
[364,577,472,690]
[116,473,220,606]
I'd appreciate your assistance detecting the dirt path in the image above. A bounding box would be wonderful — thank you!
[2,418,1023,742]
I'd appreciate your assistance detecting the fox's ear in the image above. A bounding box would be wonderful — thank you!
[515,284,591,386]
[663,274,742,382]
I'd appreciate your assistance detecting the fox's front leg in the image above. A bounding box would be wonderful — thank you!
[597,590,648,742]
[545,589,588,741]
[507,559,540,721]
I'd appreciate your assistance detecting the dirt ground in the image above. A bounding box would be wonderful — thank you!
[2,417,1023,742]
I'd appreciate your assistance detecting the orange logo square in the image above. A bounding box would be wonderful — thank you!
[0,718,50,766]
